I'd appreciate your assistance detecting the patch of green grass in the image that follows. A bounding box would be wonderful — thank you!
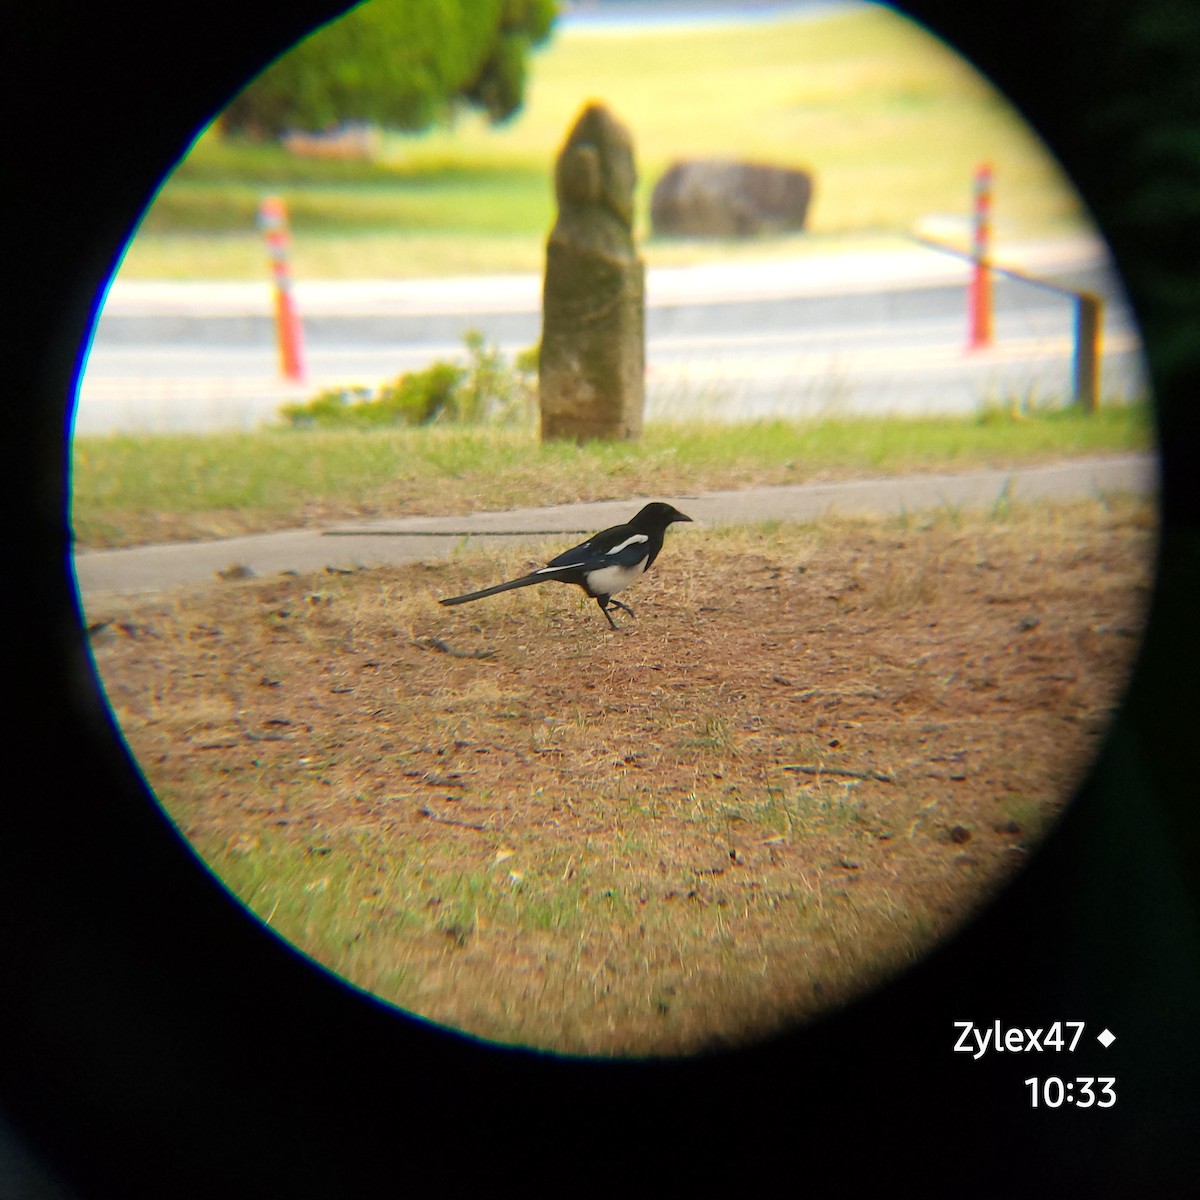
[989,478,1015,522]
[141,166,551,237]
[116,6,1087,280]
[70,402,1154,549]
[679,716,738,755]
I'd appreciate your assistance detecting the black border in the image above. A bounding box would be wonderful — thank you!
[3,1,1199,1194]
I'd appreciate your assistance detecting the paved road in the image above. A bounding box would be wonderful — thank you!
[76,235,1148,434]
[74,452,1157,601]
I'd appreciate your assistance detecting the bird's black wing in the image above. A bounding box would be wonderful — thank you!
[545,525,650,571]
[544,533,597,568]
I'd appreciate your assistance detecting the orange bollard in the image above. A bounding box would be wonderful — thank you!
[967,163,993,350]
[259,195,306,382]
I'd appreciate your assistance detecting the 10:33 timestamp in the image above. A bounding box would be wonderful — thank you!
[1024,1077,1116,1108]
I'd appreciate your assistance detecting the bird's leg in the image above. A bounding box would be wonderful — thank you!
[596,596,621,630]
[608,598,635,618]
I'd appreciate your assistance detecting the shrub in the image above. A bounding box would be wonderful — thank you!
[279,332,536,429]
[222,0,559,138]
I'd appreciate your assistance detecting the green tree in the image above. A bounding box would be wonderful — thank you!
[223,0,558,137]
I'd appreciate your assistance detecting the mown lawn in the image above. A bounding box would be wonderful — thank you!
[70,404,1154,549]
[118,4,1087,279]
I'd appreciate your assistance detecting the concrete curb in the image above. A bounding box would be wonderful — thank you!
[98,235,1110,319]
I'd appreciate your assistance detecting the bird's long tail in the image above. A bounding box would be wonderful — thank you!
[439,573,547,607]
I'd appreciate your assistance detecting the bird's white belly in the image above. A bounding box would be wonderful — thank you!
[586,556,648,596]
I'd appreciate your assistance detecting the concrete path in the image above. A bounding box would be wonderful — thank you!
[73,453,1157,603]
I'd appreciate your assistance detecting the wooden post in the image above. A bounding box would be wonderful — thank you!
[967,163,993,350]
[1073,291,1102,412]
[259,195,305,382]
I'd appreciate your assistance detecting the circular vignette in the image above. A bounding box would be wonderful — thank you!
[6,1,1200,1196]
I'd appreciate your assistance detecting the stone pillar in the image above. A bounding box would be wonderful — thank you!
[539,103,645,442]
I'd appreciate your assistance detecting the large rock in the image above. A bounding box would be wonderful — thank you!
[650,159,814,237]
[539,103,645,442]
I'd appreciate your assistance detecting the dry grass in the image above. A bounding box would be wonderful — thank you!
[85,496,1155,1055]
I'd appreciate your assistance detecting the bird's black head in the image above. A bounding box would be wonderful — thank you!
[631,501,694,529]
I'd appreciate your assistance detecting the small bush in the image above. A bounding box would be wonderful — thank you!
[451,330,536,426]
[280,331,536,429]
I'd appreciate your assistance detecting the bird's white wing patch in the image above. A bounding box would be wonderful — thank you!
[606,533,649,556]
[586,556,649,597]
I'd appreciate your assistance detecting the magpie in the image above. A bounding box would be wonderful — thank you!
[439,501,693,630]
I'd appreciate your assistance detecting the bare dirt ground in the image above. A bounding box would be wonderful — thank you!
[85,495,1155,1056]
